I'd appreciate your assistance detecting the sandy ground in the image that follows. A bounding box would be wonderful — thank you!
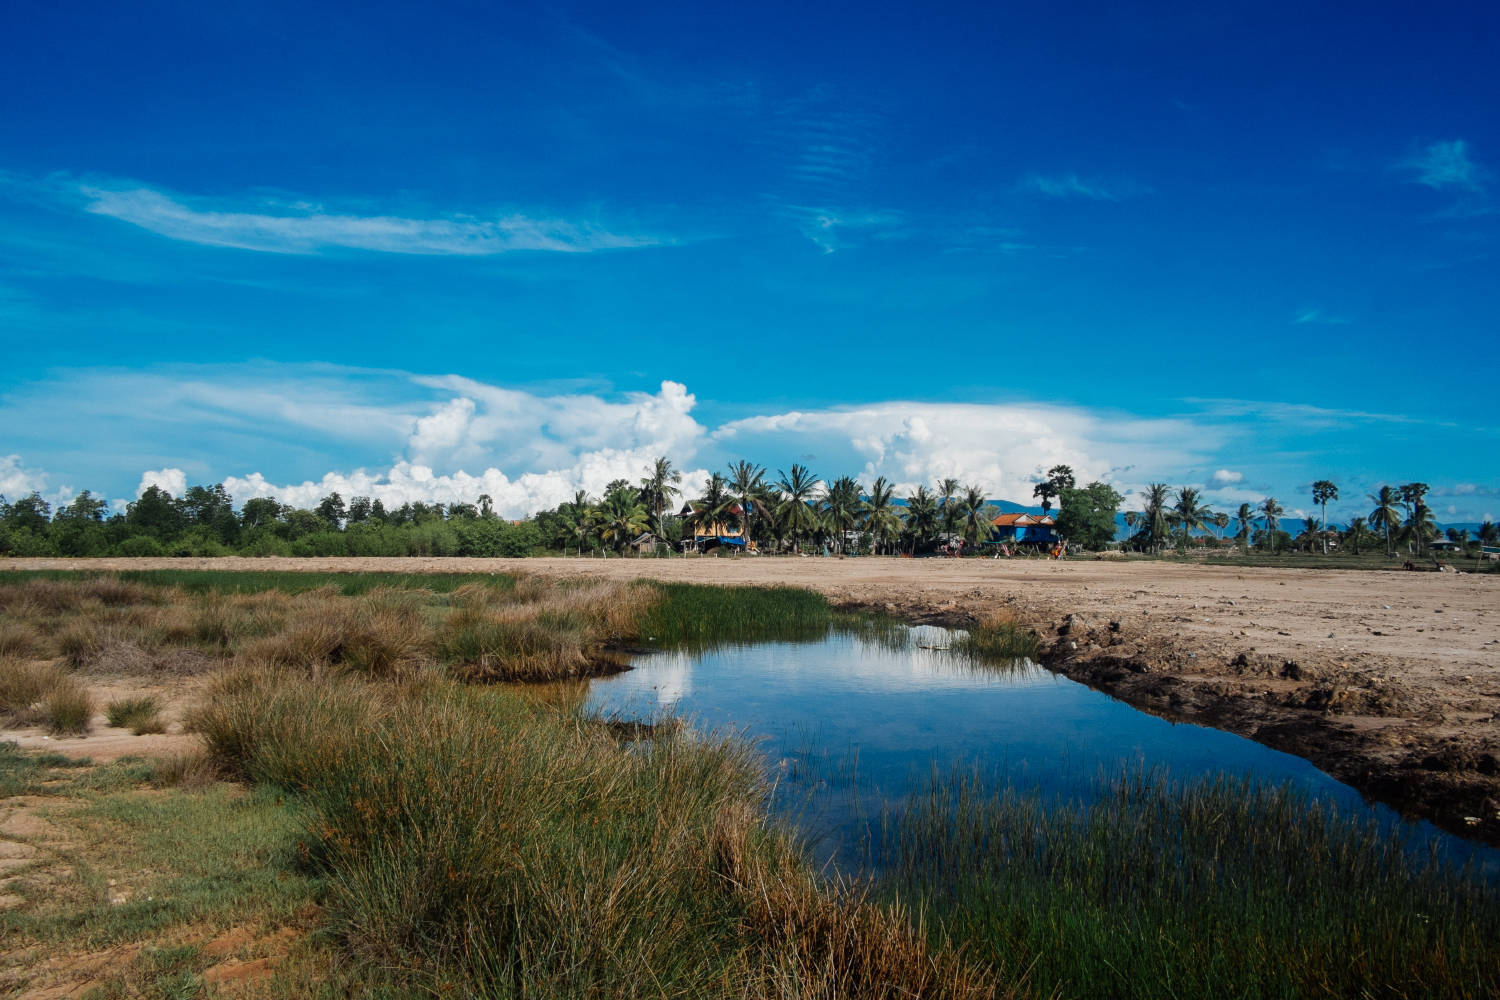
[9,555,1500,843]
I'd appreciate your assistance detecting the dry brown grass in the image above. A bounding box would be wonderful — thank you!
[0,620,41,659]
[0,658,65,726]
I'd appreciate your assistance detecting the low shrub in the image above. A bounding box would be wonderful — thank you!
[42,677,96,734]
[105,696,166,735]
[150,749,221,791]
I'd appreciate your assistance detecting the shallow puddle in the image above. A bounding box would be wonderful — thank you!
[590,625,1497,869]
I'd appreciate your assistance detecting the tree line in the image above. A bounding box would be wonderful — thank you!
[1,464,1493,560]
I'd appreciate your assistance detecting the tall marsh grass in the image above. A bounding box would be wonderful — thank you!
[193,667,998,997]
[882,765,1500,999]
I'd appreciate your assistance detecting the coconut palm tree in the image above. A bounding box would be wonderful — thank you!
[1366,486,1401,558]
[727,460,771,553]
[638,457,683,551]
[1398,482,1435,556]
[957,485,992,551]
[860,477,904,555]
[820,476,863,554]
[903,486,939,554]
[1235,503,1255,556]
[1343,516,1374,555]
[554,490,598,556]
[1480,519,1499,546]
[937,477,961,540]
[597,487,649,555]
[1171,487,1215,550]
[1260,496,1285,553]
[1137,483,1173,554]
[774,464,822,553]
[682,473,739,551]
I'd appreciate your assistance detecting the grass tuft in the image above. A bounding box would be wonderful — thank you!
[42,676,96,734]
[105,696,166,735]
[953,608,1038,660]
[0,658,65,726]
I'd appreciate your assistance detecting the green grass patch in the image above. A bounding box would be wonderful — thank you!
[883,765,1500,1000]
[635,581,834,647]
[106,696,166,735]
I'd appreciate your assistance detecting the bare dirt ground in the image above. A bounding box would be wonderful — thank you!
[11,555,1500,844]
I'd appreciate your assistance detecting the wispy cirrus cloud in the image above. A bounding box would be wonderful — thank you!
[1022,174,1131,201]
[1293,307,1350,325]
[79,185,657,255]
[1403,140,1490,193]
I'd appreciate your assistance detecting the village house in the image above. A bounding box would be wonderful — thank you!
[988,512,1058,548]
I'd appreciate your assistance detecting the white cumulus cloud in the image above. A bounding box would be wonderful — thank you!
[137,467,187,498]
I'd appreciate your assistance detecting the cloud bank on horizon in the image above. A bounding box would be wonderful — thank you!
[4,367,1494,525]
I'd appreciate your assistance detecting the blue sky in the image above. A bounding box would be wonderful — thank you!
[1,1,1496,523]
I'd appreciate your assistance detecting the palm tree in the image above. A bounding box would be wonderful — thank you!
[1480,519,1499,546]
[937,477,961,540]
[1343,516,1374,555]
[1367,486,1401,558]
[1296,514,1322,552]
[1137,483,1172,554]
[1213,512,1231,545]
[957,485,992,551]
[1311,480,1339,554]
[903,486,939,554]
[556,490,598,556]
[819,476,863,554]
[597,487,649,555]
[725,461,771,552]
[1171,486,1215,550]
[683,473,739,551]
[1235,503,1255,556]
[638,457,683,553]
[861,477,904,555]
[774,464,822,553]
[1398,482,1435,556]
[1260,496,1285,553]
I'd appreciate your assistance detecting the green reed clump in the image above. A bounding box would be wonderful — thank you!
[952,610,1038,661]
[881,765,1500,1000]
[105,696,166,735]
[635,583,833,647]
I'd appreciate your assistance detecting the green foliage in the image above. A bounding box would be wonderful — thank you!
[885,765,1500,1000]
[1056,481,1123,550]
[634,582,832,647]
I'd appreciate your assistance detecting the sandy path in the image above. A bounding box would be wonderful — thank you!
[9,555,1500,842]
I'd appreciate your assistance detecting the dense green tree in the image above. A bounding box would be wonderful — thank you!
[316,493,348,529]
[347,496,374,523]
[127,486,185,537]
[55,490,107,523]
[240,497,285,531]
[3,492,52,533]
[1058,481,1124,551]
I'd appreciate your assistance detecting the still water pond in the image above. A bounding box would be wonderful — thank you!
[588,625,1491,867]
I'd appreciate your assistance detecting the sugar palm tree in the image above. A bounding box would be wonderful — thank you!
[903,486,939,554]
[1311,480,1339,554]
[1123,510,1139,551]
[1213,512,1230,544]
[774,464,822,553]
[1171,486,1214,550]
[1235,503,1255,556]
[861,477,904,555]
[820,476,863,554]
[727,460,771,553]
[1367,486,1401,558]
[638,457,683,552]
[957,484,992,551]
[1260,496,1285,553]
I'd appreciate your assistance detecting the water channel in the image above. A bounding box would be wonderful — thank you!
[588,624,1496,870]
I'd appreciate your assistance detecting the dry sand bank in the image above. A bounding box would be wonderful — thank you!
[9,555,1500,844]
